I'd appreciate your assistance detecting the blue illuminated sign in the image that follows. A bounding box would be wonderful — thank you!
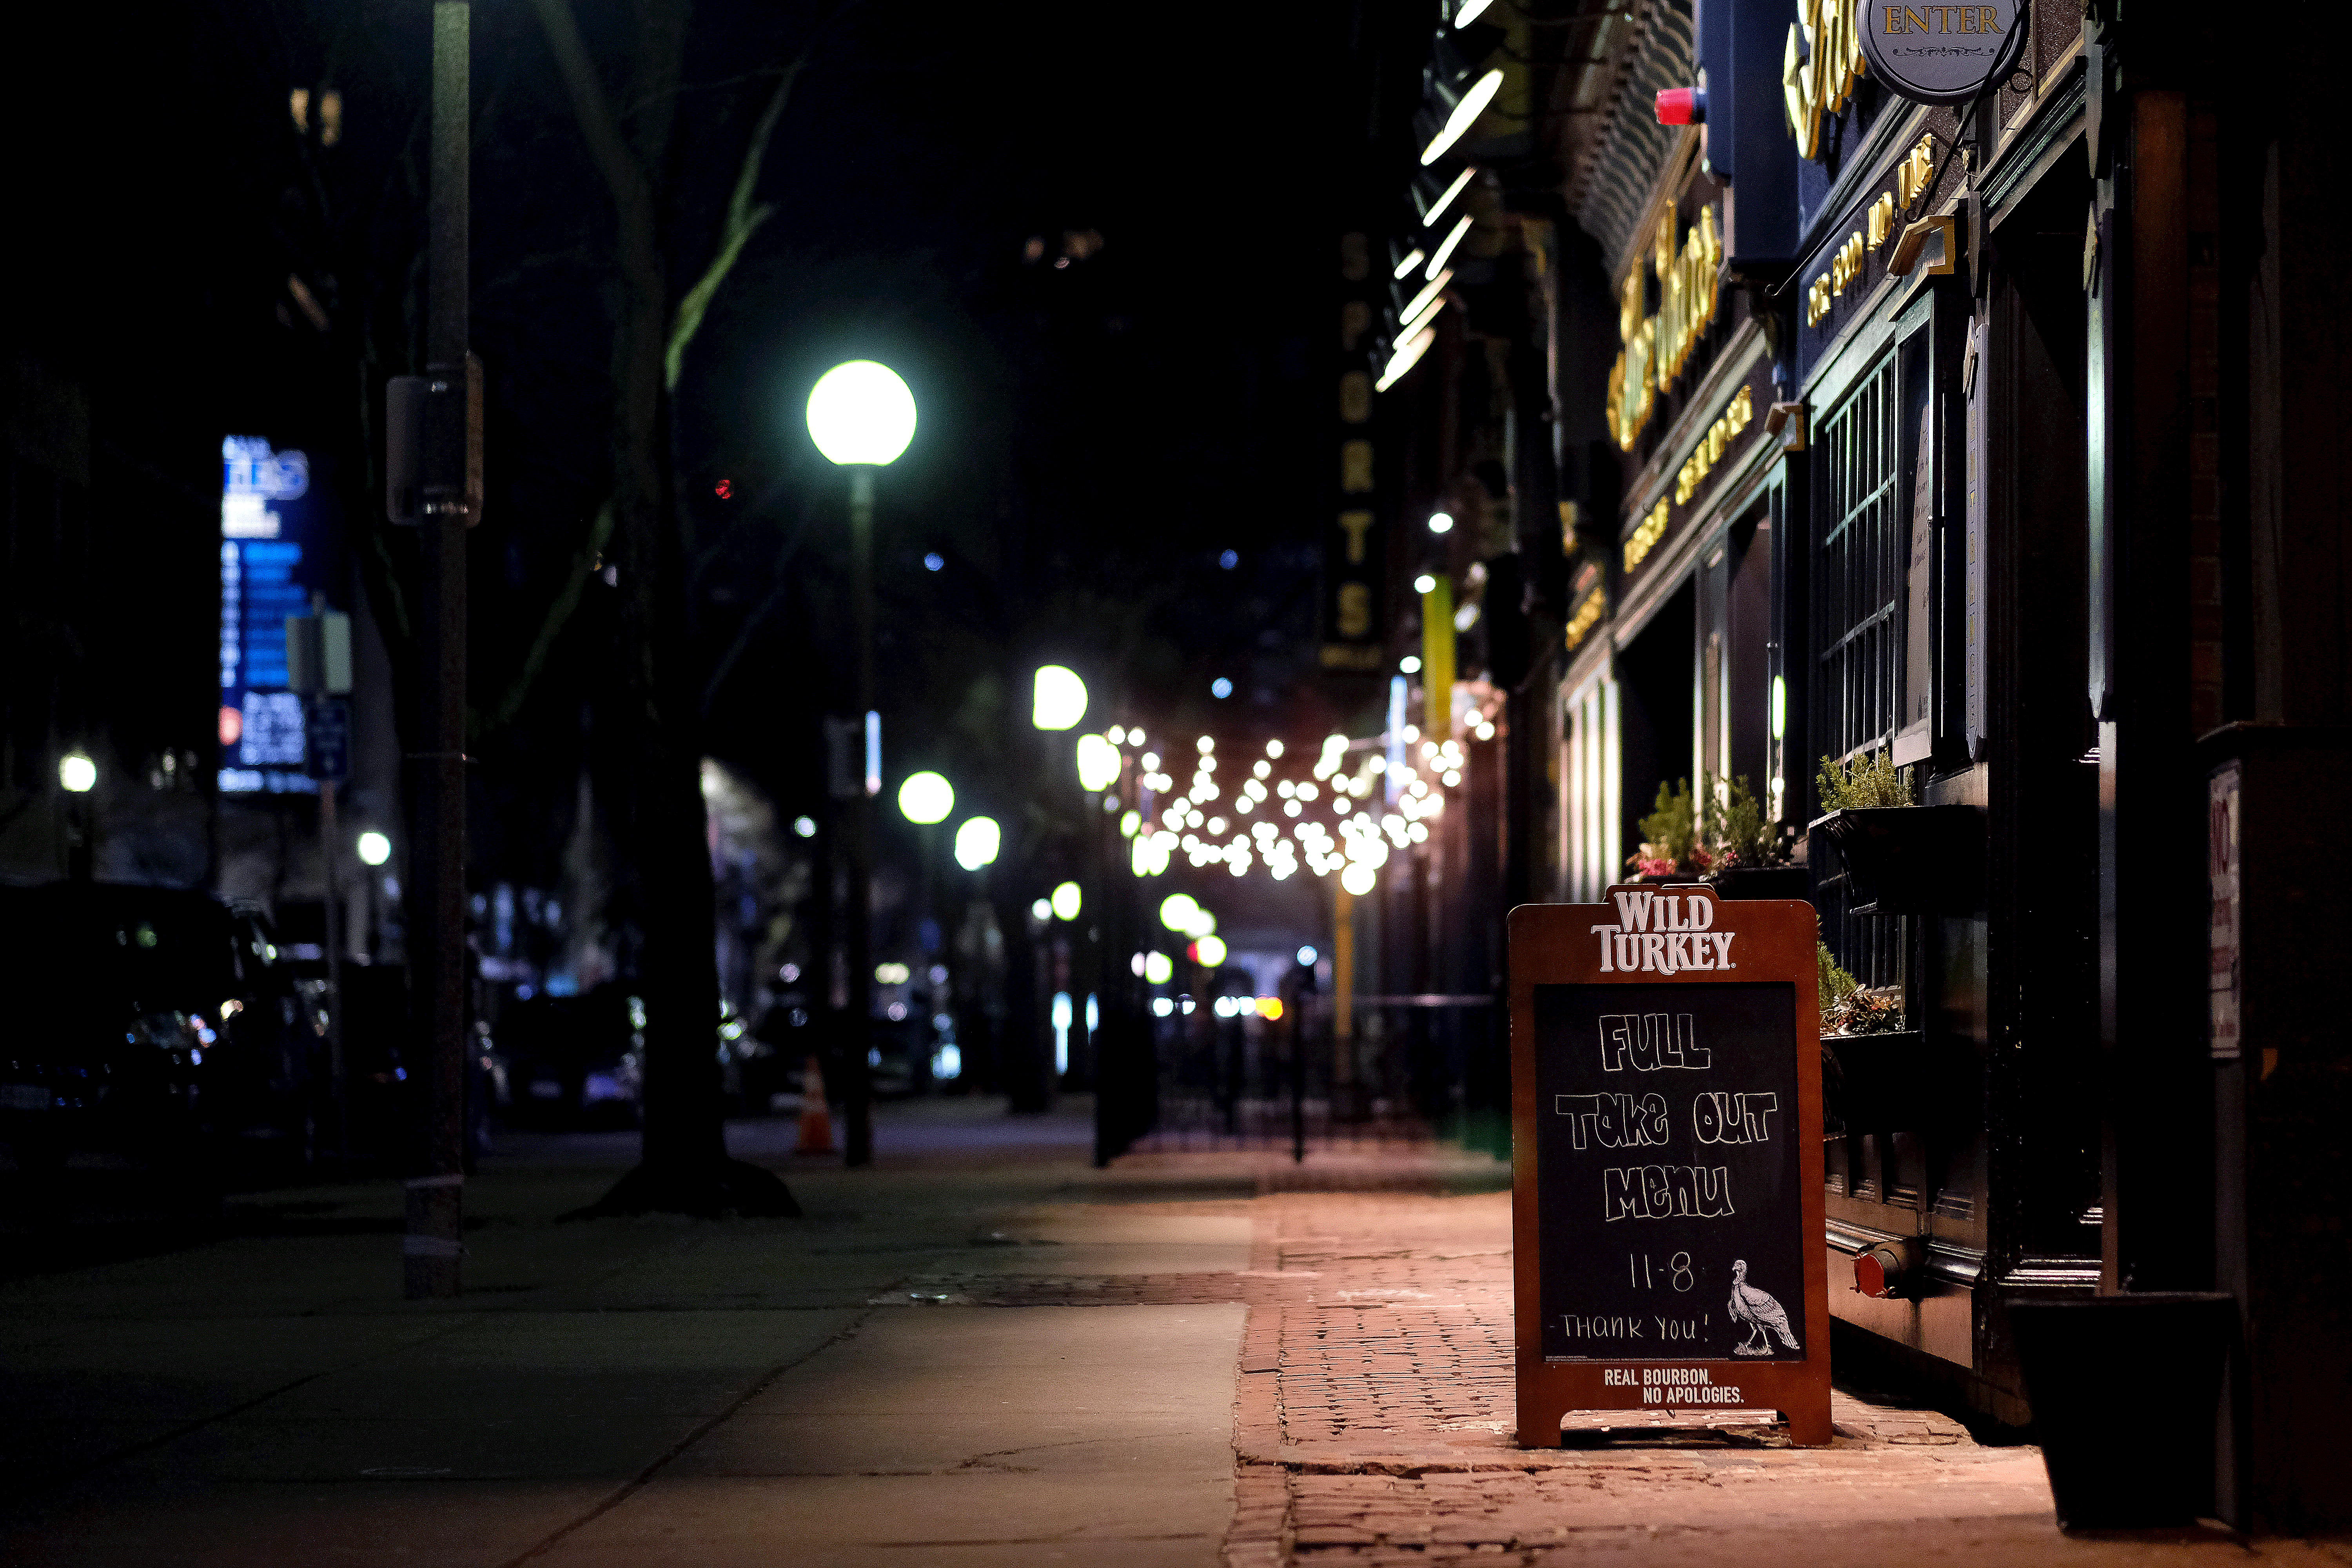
[219,436,326,795]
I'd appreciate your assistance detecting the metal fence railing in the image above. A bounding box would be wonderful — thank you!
[1130,991,1503,1160]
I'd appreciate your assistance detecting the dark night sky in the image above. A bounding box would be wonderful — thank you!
[9,0,1409,925]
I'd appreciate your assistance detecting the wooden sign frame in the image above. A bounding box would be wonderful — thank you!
[1509,883,1832,1447]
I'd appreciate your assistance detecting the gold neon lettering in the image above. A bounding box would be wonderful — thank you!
[1672,385,1756,506]
[1896,135,1935,208]
[1611,204,1725,450]
[1866,193,1894,249]
[1784,0,1864,164]
[1806,221,1879,328]
[1338,511,1374,564]
[1653,205,1724,397]
[1565,589,1606,651]
[1337,581,1372,638]
[1624,499,1673,573]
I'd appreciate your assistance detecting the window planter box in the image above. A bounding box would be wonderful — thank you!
[1708,866,1810,901]
[1808,804,1983,915]
[1820,1028,1926,1136]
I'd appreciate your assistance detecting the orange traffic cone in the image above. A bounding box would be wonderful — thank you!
[796,1053,836,1154]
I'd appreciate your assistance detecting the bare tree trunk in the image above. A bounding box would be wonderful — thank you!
[534,0,795,1216]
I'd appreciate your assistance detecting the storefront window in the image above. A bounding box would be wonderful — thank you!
[1813,356,1908,994]
[1814,355,1902,761]
[1561,676,1619,904]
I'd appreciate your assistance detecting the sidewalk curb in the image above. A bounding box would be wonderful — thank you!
[1225,1205,1291,1568]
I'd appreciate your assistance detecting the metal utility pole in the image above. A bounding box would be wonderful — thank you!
[842,468,876,1167]
[404,0,475,1299]
[289,601,354,1164]
[320,773,346,1161]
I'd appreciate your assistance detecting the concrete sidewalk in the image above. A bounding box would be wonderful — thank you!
[3,1105,2344,1567]
[2,1101,1248,1567]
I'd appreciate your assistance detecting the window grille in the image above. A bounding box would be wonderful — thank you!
[1814,355,1902,760]
[1812,355,1907,994]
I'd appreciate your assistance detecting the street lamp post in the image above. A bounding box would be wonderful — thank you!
[807,361,916,1168]
[403,0,475,1302]
[356,830,392,963]
[1027,667,1087,1112]
[950,815,1000,1088]
[897,771,953,1094]
[1073,731,1122,1147]
[59,751,96,881]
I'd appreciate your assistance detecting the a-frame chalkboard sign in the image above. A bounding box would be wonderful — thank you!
[1508,884,1832,1446]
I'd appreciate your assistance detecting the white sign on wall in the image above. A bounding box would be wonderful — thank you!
[2208,764,2241,1062]
[1858,1,2029,105]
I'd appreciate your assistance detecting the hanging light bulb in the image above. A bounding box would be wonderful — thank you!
[1421,69,1504,166]
[1425,214,1474,279]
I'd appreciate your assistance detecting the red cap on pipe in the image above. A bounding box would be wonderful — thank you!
[1655,87,1704,126]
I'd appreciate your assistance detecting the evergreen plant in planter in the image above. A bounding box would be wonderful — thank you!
[1809,750,1983,915]
[1626,778,1708,882]
[1705,775,1804,900]
[1625,774,1800,895]
[1816,943,1917,1134]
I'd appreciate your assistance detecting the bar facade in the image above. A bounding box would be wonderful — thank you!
[1346,0,2350,1530]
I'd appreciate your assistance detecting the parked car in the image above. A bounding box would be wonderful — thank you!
[493,982,642,1129]
[0,881,313,1173]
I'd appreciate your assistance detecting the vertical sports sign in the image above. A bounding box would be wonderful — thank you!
[1323,231,1387,673]
[1509,884,1831,1446]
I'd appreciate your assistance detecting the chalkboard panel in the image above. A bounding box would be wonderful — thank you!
[1533,981,1805,1363]
[1508,886,1830,1446]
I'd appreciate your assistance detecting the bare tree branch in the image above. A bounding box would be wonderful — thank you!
[526,0,653,231]
[700,497,821,719]
[471,502,616,744]
[666,58,801,392]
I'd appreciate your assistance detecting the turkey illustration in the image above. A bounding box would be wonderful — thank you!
[1728,1259,1799,1355]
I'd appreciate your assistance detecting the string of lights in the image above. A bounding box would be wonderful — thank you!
[1090,704,1500,898]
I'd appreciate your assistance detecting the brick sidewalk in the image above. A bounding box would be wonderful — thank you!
[1066,1153,2341,1568]
[1219,1186,2041,1566]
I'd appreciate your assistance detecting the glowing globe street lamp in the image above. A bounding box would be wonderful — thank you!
[1074,733,1121,793]
[953,816,1001,871]
[807,359,917,1170]
[356,830,394,866]
[896,771,954,825]
[1033,665,1088,731]
[806,361,917,466]
[58,752,96,793]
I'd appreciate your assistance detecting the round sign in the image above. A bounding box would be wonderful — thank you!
[1858,0,2029,106]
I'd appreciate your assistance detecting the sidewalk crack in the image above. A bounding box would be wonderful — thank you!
[494,1304,879,1568]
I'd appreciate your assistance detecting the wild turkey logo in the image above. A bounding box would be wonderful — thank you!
[1728,1259,1799,1356]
